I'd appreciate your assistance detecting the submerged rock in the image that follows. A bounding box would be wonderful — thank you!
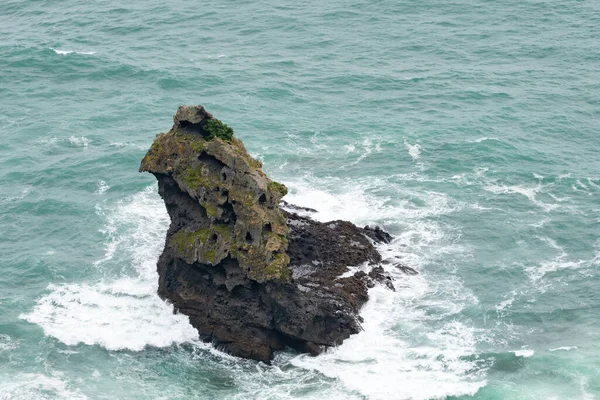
[141,105,395,362]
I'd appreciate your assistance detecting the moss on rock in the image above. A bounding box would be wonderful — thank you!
[269,181,288,197]
[169,228,210,256]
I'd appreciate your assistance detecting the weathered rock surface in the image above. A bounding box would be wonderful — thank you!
[141,106,395,362]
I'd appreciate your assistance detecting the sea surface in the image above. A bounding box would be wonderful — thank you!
[1,0,599,399]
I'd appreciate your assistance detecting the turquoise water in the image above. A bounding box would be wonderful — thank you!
[1,0,599,398]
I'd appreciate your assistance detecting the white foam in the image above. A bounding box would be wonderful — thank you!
[284,177,463,230]
[524,236,590,281]
[291,282,485,400]
[0,334,17,352]
[282,179,485,399]
[343,144,355,153]
[21,178,486,398]
[50,48,96,55]
[512,349,534,358]
[404,139,421,161]
[579,376,595,400]
[21,186,199,351]
[526,256,586,282]
[109,142,146,150]
[0,373,88,400]
[495,297,515,311]
[37,136,59,145]
[349,138,373,166]
[68,136,90,149]
[337,261,370,278]
[96,180,109,194]
[21,281,197,351]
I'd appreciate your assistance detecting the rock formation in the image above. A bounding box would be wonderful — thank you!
[140,105,395,362]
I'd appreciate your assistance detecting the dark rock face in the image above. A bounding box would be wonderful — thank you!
[142,106,395,362]
[363,225,393,244]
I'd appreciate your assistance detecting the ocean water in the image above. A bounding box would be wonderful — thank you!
[1,0,599,398]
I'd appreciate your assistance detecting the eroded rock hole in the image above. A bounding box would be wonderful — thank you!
[245,232,253,243]
[179,120,204,132]
[264,223,272,232]
[258,193,267,204]
[217,201,235,224]
[198,151,226,170]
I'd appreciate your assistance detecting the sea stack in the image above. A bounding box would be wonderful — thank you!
[140,105,394,362]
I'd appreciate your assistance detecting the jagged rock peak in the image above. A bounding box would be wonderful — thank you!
[140,105,290,282]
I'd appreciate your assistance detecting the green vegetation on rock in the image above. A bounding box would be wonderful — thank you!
[179,167,205,190]
[264,253,291,281]
[212,224,233,238]
[169,228,210,255]
[204,118,234,142]
[269,181,288,197]
[201,202,218,218]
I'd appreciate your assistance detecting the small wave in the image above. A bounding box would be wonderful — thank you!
[525,245,587,282]
[523,236,594,281]
[470,137,501,143]
[484,184,558,212]
[109,142,145,150]
[587,178,600,189]
[0,186,31,205]
[576,179,589,191]
[548,346,578,352]
[547,193,570,202]
[558,173,571,180]
[50,47,96,55]
[536,236,565,253]
[36,136,59,146]
[495,297,515,311]
[529,217,550,228]
[348,138,374,166]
